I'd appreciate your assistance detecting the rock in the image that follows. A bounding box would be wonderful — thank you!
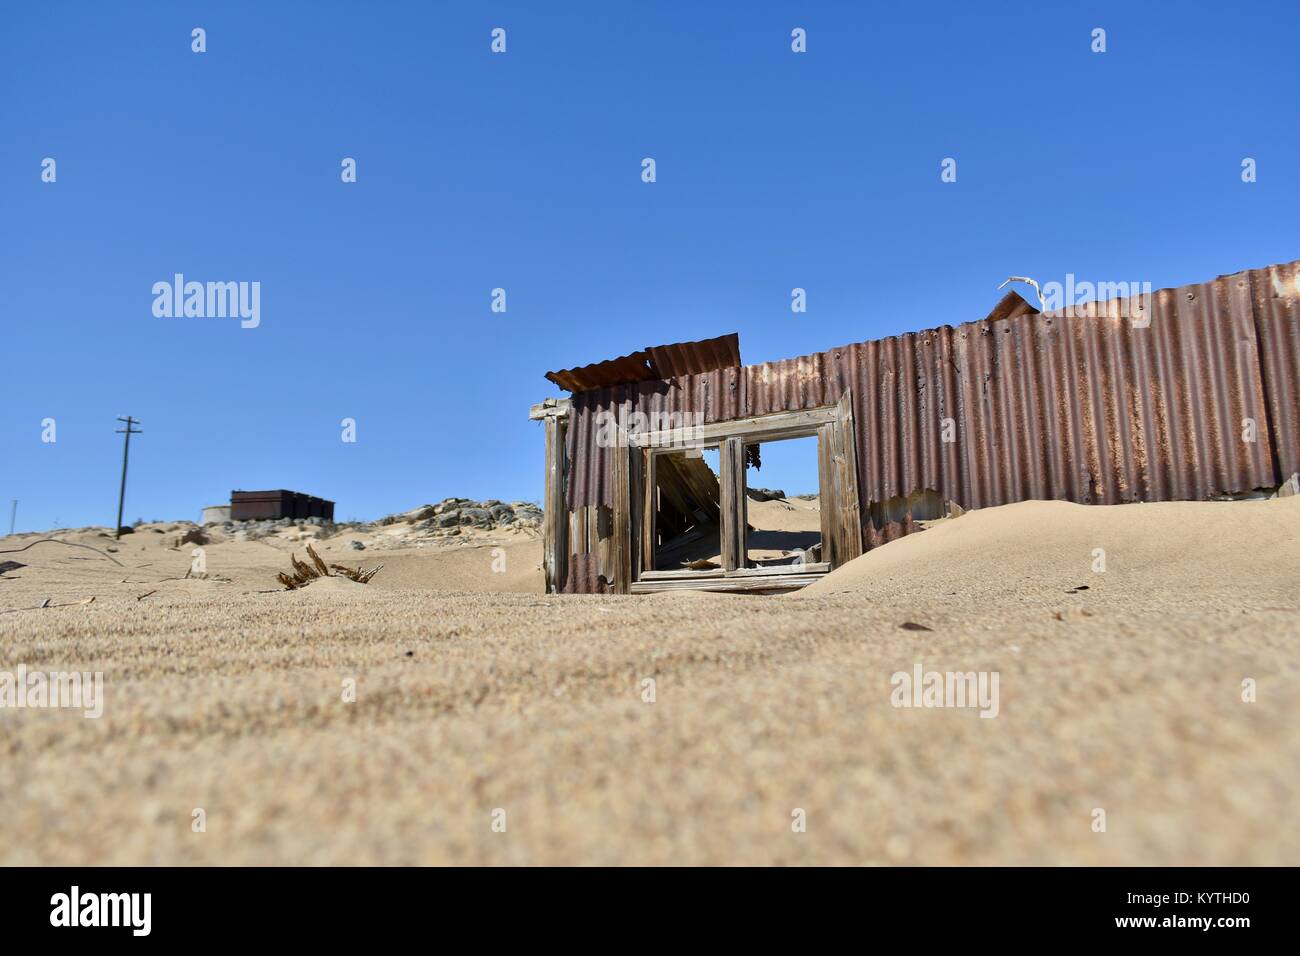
[460,508,491,526]
[436,511,461,527]
[349,540,365,550]
[746,487,787,502]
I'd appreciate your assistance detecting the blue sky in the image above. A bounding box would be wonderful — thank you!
[2,1,1296,530]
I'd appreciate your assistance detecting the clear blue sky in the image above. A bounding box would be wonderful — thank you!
[2,1,1296,530]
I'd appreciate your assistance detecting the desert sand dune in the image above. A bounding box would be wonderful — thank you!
[0,497,1296,865]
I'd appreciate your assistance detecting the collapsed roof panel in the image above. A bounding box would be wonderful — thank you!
[545,333,741,393]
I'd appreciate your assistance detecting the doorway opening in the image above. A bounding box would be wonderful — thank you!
[743,435,822,568]
[649,447,724,572]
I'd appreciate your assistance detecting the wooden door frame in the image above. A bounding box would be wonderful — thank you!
[623,392,862,594]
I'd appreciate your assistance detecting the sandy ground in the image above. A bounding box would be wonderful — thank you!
[747,494,822,563]
[666,494,823,568]
[1,497,1297,865]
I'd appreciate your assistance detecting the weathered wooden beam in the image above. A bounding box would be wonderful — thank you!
[627,405,837,447]
[718,437,748,572]
[641,449,656,573]
[542,414,568,593]
[612,444,632,594]
[671,455,722,523]
[629,447,644,583]
[818,421,836,562]
[630,573,824,595]
[833,389,864,565]
[529,397,572,421]
[639,562,829,581]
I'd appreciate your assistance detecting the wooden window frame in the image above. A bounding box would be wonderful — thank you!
[623,392,862,594]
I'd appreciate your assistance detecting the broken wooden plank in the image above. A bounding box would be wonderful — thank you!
[529,397,572,421]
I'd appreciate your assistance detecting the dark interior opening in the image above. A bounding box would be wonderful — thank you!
[650,447,724,571]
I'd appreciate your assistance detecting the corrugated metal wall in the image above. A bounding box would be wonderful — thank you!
[560,261,1300,593]
[1249,261,1300,481]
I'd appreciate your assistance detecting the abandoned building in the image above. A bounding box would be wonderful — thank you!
[531,259,1300,595]
[229,490,335,522]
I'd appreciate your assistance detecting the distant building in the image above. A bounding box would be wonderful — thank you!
[229,490,335,522]
[200,504,231,525]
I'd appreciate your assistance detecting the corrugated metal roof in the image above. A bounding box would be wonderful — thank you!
[545,333,741,393]
[559,259,1300,592]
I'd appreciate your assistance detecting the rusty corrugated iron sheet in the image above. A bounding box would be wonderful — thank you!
[564,552,608,595]
[545,333,741,393]
[558,260,1300,593]
[1248,261,1300,482]
[983,289,1041,323]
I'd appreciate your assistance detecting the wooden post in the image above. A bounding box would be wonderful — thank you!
[639,449,656,577]
[611,435,632,594]
[718,437,748,571]
[818,391,863,567]
[832,390,864,564]
[539,406,569,594]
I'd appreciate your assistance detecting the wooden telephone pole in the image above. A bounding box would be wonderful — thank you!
[114,416,142,539]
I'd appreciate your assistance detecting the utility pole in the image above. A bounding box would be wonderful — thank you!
[114,416,143,539]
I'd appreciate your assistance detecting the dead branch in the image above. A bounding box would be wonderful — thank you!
[275,544,382,589]
[330,563,384,584]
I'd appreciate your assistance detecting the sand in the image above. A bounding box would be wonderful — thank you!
[669,494,823,567]
[1,497,1297,865]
